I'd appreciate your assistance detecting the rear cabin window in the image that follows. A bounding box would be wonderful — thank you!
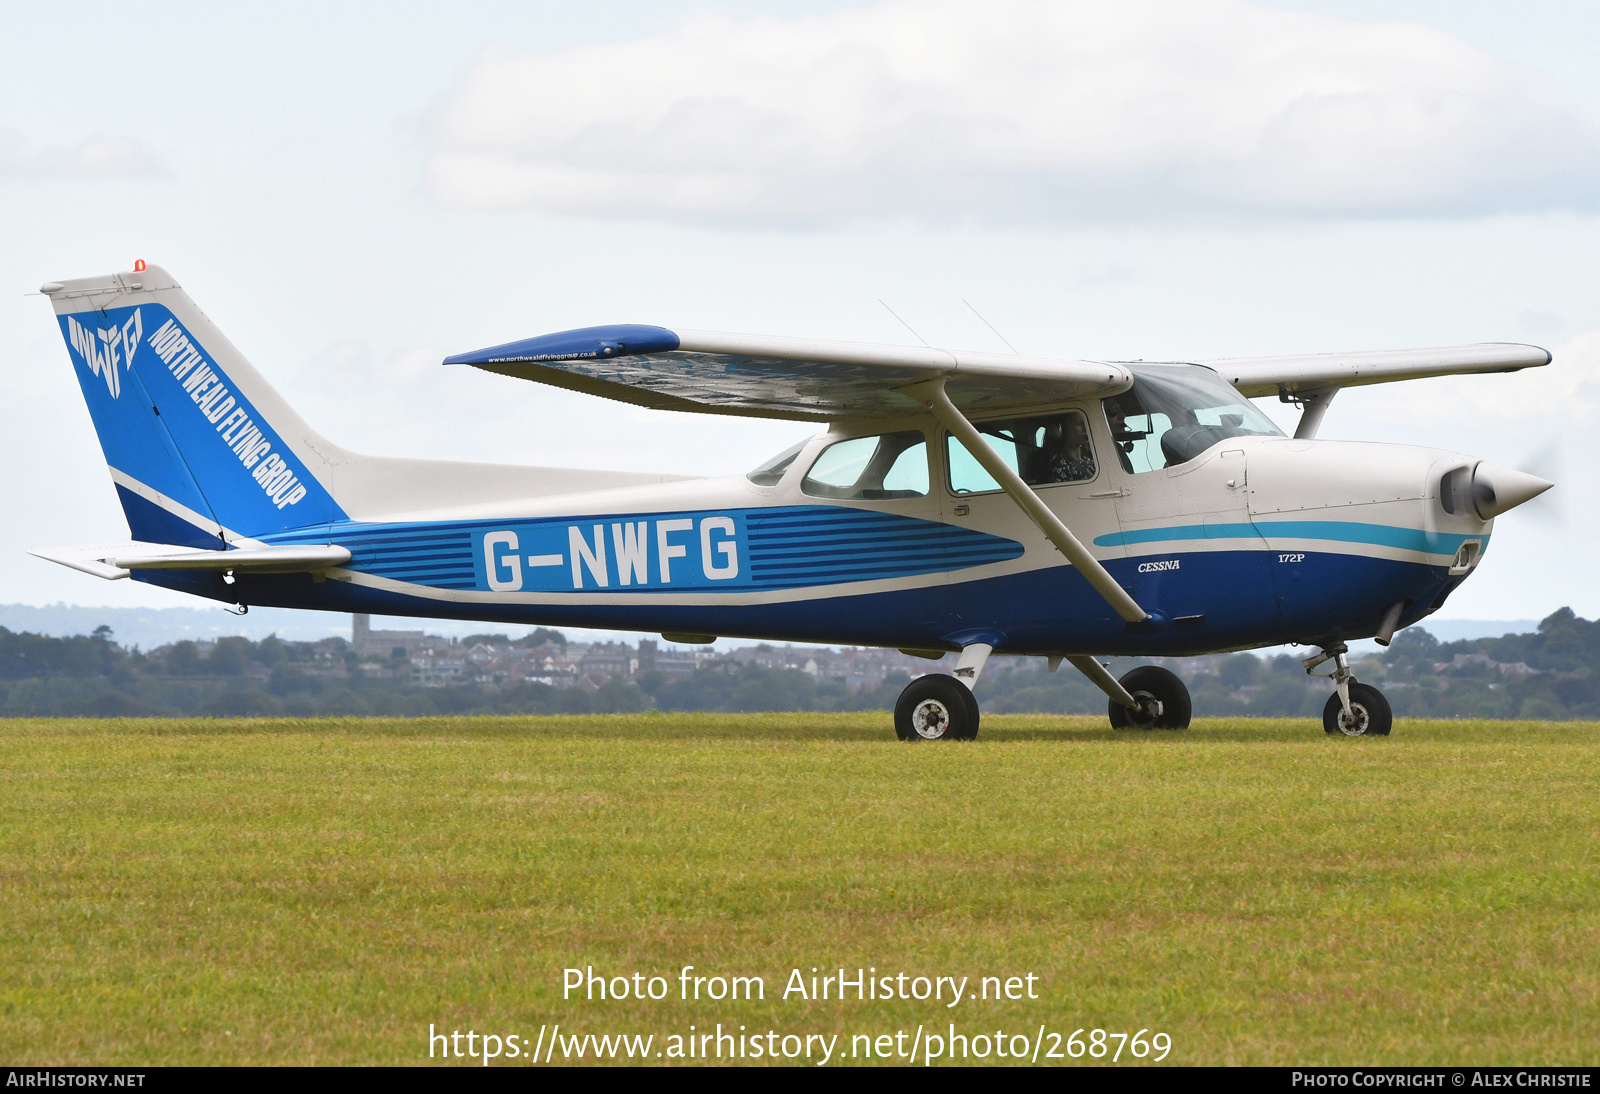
[946,410,1097,495]
[801,431,929,499]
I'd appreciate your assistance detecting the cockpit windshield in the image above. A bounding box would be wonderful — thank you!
[1102,364,1282,473]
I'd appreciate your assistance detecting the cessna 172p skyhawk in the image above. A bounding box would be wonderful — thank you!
[34,264,1554,739]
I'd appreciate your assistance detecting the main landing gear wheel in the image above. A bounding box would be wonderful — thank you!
[1323,682,1392,737]
[894,675,980,741]
[1107,666,1192,730]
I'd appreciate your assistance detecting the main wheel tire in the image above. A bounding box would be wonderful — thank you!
[1323,682,1392,737]
[1107,665,1192,730]
[894,675,980,741]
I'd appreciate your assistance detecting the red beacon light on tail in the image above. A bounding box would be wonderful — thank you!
[133,259,146,272]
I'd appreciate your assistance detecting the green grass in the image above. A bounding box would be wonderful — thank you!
[2,714,1597,1066]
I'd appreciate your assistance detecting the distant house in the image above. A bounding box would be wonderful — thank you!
[410,653,466,686]
[579,642,636,684]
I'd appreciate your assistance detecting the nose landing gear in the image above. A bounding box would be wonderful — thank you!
[1304,644,1392,736]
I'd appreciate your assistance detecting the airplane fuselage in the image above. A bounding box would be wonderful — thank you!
[139,422,1491,658]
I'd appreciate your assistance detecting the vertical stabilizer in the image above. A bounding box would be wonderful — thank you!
[44,265,346,545]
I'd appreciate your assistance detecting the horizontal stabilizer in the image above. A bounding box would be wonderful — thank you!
[30,542,351,580]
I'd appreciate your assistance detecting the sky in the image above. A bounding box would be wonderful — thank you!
[2,0,1596,633]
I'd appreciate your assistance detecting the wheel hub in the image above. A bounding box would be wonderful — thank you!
[910,698,952,739]
[1336,703,1371,736]
[1130,691,1163,725]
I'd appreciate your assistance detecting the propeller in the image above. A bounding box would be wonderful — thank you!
[1510,442,1564,526]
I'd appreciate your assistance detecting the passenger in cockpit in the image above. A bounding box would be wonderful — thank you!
[1042,415,1096,483]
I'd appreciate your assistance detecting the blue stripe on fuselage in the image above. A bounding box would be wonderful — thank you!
[1095,520,1483,556]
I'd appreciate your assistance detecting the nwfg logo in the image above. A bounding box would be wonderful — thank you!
[67,309,144,399]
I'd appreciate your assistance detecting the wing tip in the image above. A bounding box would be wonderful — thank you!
[445,324,681,367]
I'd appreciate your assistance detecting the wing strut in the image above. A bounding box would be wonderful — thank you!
[1283,385,1338,440]
[1066,655,1141,710]
[902,379,1149,624]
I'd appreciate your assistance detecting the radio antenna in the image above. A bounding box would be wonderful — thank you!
[879,300,932,348]
[964,299,1021,355]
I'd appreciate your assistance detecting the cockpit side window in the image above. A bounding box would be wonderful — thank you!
[945,409,1098,494]
[1103,364,1282,473]
[801,430,929,499]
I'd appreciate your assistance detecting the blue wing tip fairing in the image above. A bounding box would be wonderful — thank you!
[444,324,681,366]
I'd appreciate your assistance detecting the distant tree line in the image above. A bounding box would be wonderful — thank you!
[0,609,1596,719]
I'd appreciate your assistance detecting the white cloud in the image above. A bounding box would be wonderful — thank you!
[0,130,164,179]
[424,0,1600,227]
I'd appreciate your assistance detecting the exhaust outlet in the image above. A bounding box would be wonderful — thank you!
[1374,600,1409,647]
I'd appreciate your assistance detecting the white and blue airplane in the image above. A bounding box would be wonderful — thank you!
[33,263,1554,740]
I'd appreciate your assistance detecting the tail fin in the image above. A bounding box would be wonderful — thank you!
[45,265,346,546]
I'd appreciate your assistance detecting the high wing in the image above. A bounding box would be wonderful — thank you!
[444,325,1131,421]
[446,325,1550,421]
[1200,342,1551,399]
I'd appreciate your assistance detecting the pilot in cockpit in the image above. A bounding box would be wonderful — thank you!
[1105,400,1137,473]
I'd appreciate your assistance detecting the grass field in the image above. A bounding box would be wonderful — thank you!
[2,713,1597,1066]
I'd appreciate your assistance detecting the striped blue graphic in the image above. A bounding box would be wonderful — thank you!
[265,505,1024,593]
[353,525,477,590]
[746,506,1020,586]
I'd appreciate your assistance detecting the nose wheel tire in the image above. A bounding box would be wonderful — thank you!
[1323,682,1392,736]
[894,675,980,741]
[1107,665,1192,730]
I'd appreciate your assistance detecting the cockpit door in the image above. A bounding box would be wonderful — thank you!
[1109,444,1280,641]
